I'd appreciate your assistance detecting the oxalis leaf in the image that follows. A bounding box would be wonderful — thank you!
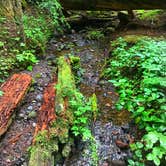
[143,131,161,150]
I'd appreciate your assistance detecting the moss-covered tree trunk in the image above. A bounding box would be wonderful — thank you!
[60,0,166,10]
[0,0,24,43]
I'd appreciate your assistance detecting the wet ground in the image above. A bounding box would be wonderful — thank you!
[49,33,135,166]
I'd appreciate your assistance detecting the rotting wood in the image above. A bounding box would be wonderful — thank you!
[29,80,57,166]
[0,73,32,136]
[60,0,166,10]
[29,57,77,166]
[34,80,57,137]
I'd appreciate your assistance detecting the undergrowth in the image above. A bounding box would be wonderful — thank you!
[104,37,166,166]
[0,0,68,81]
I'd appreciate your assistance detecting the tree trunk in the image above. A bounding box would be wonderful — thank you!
[0,0,24,42]
[60,0,166,10]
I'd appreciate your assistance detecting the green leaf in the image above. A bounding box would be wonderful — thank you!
[0,90,4,96]
[27,65,33,71]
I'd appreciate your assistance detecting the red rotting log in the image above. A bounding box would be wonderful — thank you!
[0,73,32,136]
[34,79,57,138]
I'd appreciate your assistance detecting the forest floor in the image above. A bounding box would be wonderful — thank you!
[0,11,165,166]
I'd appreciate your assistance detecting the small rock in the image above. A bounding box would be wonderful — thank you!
[98,80,106,85]
[36,94,42,101]
[105,103,111,107]
[18,113,25,118]
[37,103,41,107]
[111,160,126,166]
[115,139,129,149]
[27,106,33,110]
[32,123,36,127]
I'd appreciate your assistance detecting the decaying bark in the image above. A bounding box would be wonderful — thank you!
[29,57,76,166]
[0,73,32,136]
[29,81,57,166]
[60,0,166,10]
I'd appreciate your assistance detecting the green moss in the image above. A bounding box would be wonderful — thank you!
[91,93,98,121]
[135,10,163,21]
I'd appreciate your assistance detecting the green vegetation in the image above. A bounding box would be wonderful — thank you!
[16,50,38,71]
[29,55,98,164]
[23,14,52,53]
[136,10,163,22]
[56,56,94,140]
[104,36,166,166]
[0,0,69,82]
[0,90,3,96]
[85,29,104,40]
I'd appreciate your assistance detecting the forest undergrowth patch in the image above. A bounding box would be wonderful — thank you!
[103,36,166,166]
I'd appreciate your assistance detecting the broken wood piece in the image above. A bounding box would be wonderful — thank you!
[0,73,32,136]
[34,80,57,137]
[29,80,57,166]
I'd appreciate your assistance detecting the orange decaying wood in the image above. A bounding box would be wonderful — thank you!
[0,73,32,136]
[34,79,57,138]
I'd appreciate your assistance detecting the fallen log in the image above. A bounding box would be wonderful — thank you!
[29,80,57,166]
[0,73,32,136]
[60,0,166,10]
[29,57,78,165]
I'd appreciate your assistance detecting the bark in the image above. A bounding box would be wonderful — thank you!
[0,0,23,23]
[60,0,166,10]
[29,57,76,165]
[0,73,32,136]
[0,0,24,41]
[29,81,57,166]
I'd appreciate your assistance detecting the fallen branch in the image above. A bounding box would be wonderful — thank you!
[0,73,32,136]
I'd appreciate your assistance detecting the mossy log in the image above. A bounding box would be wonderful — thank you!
[60,0,166,10]
[0,73,32,136]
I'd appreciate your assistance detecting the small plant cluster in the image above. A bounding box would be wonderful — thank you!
[38,0,69,32]
[23,14,52,53]
[85,29,104,40]
[70,55,85,85]
[104,37,166,166]
[16,50,38,71]
[136,10,163,21]
[23,0,69,52]
[0,56,16,82]
[69,90,92,140]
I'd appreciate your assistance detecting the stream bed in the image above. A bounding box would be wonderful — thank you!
[47,32,136,166]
